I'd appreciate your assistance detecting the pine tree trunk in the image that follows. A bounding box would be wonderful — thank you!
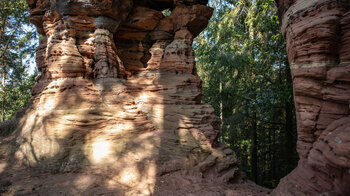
[1,59,4,121]
[0,18,6,122]
[251,110,258,183]
[284,65,294,172]
[219,79,223,143]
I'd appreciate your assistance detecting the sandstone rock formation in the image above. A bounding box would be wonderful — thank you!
[4,0,348,195]
[0,0,269,195]
[273,0,350,195]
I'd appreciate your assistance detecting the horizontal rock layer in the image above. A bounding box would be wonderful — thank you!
[0,0,269,195]
[273,0,350,195]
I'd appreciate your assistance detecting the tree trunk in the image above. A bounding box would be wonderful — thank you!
[272,126,276,183]
[0,17,6,122]
[251,105,258,183]
[0,17,6,42]
[219,77,224,143]
[1,59,5,121]
[284,64,294,172]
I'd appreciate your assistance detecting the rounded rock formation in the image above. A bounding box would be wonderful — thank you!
[273,0,350,195]
[0,0,269,195]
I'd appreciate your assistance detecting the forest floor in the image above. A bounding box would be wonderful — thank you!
[0,136,270,196]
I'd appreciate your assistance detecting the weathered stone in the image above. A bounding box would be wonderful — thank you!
[0,0,269,195]
[273,0,350,195]
[124,6,163,31]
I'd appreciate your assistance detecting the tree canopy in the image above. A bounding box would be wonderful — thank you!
[0,0,37,121]
[194,0,298,187]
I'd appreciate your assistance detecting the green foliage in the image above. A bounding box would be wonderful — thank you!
[194,0,298,188]
[4,73,35,120]
[0,0,38,121]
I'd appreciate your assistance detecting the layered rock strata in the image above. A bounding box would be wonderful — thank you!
[0,0,269,195]
[274,0,350,195]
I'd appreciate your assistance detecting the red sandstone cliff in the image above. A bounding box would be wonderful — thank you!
[0,0,269,195]
[273,0,350,195]
[1,0,349,195]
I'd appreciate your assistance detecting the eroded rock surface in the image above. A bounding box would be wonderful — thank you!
[0,0,269,195]
[273,0,350,195]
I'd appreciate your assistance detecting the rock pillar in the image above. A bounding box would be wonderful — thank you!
[2,0,250,195]
[274,0,350,195]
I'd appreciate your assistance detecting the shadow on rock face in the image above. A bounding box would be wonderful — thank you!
[0,0,270,195]
[273,0,350,195]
